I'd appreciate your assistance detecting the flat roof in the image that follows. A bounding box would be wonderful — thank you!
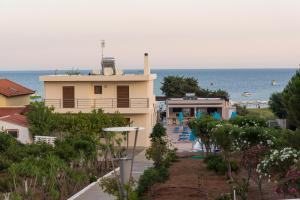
[40,74,157,82]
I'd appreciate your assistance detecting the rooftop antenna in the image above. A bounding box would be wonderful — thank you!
[101,40,105,60]
[100,40,105,74]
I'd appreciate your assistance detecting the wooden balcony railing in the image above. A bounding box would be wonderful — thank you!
[44,98,149,109]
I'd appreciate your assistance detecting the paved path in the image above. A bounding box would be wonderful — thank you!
[69,150,153,200]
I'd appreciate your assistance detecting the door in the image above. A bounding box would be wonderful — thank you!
[63,86,75,108]
[117,86,129,108]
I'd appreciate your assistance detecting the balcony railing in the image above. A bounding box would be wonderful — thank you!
[44,98,149,109]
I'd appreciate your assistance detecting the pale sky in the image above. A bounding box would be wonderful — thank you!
[0,0,300,70]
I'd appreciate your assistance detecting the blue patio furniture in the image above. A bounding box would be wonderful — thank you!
[230,111,238,119]
[196,111,202,119]
[183,126,189,132]
[213,112,221,120]
[178,112,184,125]
[189,129,197,141]
[174,126,180,133]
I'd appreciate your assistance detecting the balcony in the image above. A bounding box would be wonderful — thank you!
[44,98,150,113]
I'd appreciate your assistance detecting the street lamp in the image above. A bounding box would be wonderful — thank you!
[102,126,144,200]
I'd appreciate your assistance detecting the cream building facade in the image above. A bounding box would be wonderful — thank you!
[0,79,34,107]
[40,54,157,147]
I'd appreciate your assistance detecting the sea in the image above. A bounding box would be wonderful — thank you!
[0,68,298,102]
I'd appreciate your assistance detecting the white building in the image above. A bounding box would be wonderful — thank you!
[0,114,32,144]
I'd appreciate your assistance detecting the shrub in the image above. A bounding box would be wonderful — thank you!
[136,166,169,196]
[150,123,166,141]
[204,154,239,176]
[215,193,232,200]
[230,116,267,128]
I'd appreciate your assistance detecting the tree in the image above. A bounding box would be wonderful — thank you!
[213,124,235,180]
[26,102,55,136]
[282,70,300,128]
[160,75,229,99]
[160,76,199,97]
[188,115,219,154]
[146,123,168,168]
[269,92,288,119]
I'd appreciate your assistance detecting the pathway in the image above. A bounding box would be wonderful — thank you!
[68,149,153,200]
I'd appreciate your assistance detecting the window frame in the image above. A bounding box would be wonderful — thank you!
[6,129,19,138]
[94,85,102,94]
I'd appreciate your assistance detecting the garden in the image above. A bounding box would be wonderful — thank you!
[0,102,128,200]
[142,70,300,199]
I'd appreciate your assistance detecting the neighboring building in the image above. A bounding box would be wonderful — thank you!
[0,113,32,144]
[0,79,34,107]
[0,106,29,117]
[166,94,236,124]
[40,53,157,147]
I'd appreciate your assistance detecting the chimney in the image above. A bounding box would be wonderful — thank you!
[144,53,150,75]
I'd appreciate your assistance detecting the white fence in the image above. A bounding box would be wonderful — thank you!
[34,136,57,146]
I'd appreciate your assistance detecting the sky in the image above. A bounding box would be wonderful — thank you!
[0,0,300,70]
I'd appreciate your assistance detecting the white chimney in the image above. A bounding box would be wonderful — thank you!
[144,53,150,75]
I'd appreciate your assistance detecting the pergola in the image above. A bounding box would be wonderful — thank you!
[102,126,145,200]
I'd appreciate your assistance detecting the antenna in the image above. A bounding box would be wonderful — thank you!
[100,40,105,74]
[101,40,105,60]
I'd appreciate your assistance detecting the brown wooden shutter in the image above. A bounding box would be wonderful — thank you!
[62,86,75,108]
[117,86,129,108]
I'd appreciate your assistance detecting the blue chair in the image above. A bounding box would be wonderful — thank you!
[213,112,221,120]
[196,111,202,119]
[230,111,238,119]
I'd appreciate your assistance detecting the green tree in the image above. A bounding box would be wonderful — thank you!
[26,102,55,136]
[282,69,300,128]
[213,124,235,180]
[161,75,229,99]
[269,92,288,119]
[146,123,168,168]
[160,76,199,97]
[188,115,219,154]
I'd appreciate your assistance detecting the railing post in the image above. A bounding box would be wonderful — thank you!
[147,98,149,108]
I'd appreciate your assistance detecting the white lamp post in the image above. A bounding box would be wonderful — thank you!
[102,127,144,200]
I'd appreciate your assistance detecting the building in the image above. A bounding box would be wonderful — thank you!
[40,53,157,147]
[166,94,236,124]
[0,79,34,107]
[0,113,32,144]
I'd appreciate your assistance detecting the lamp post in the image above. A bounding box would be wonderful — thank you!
[102,127,144,200]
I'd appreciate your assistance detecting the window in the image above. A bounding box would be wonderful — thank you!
[94,85,102,94]
[172,108,182,113]
[6,129,18,138]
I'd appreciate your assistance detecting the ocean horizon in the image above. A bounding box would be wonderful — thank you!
[0,68,298,102]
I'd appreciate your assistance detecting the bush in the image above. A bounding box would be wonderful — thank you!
[204,154,239,175]
[163,149,178,167]
[150,123,166,141]
[136,166,169,196]
[230,116,267,128]
[235,104,249,116]
[215,193,232,200]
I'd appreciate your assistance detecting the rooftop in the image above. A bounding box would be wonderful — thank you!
[0,79,34,97]
[0,106,29,117]
[39,73,157,82]
[0,113,28,127]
